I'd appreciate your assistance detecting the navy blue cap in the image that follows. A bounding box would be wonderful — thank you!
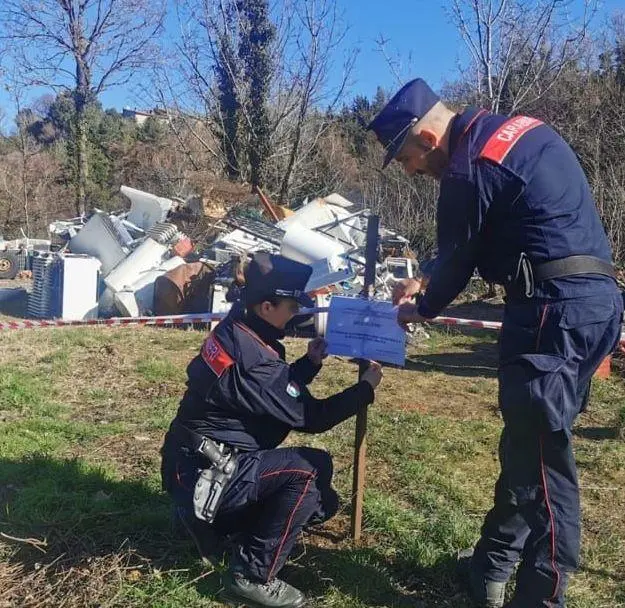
[244,252,313,307]
[367,78,440,168]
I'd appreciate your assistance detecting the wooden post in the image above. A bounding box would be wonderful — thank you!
[350,214,380,541]
[254,185,280,223]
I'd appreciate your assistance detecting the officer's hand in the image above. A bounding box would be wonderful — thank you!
[392,278,422,305]
[396,303,426,329]
[361,361,383,390]
[307,337,328,366]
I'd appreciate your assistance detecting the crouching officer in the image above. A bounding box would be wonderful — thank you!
[368,79,623,607]
[161,252,383,608]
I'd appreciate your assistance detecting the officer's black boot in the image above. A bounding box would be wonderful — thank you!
[221,569,307,608]
[458,548,507,608]
[173,506,226,567]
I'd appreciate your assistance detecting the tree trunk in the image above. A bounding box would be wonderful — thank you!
[278,61,315,204]
[278,119,301,205]
[224,105,240,180]
[74,89,88,216]
[17,113,31,237]
[21,144,30,237]
[73,22,90,217]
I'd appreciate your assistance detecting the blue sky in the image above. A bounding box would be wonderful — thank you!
[327,0,625,100]
[99,0,461,112]
[1,0,623,126]
[329,0,462,96]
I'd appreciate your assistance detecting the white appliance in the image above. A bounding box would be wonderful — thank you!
[57,254,101,320]
[69,212,130,276]
[278,197,363,246]
[104,237,168,292]
[113,255,185,317]
[280,222,346,264]
[208,283,232,330]
[121,185,173,231]
[305,255,355,292]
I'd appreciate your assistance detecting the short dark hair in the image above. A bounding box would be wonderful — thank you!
[246,295,283,315]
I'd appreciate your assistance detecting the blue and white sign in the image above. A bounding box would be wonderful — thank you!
[325,296,405,366]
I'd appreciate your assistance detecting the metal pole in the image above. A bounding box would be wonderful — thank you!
[350,214,379,541]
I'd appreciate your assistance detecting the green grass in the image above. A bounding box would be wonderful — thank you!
[135,356,186,384]
[0,367,52,413]
[0,325,624,607]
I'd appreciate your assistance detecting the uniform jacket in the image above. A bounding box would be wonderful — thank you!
[418,108,618,318]
[172,306,374,451]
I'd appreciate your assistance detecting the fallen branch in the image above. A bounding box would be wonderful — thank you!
[0,531,47,553]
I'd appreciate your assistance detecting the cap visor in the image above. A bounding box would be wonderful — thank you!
[382,129,410,169]
[297,293,315,308]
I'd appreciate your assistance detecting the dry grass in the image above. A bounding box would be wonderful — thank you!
[0,325,624,607]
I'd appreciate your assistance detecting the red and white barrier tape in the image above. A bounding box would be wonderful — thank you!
[1,308,624,346]
[433,315,625,347]
[0,306,335,331]
[0,313,224,331]
[433,315,503,331]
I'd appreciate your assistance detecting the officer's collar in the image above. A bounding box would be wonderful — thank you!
[448,107,484,157]
[242,311,286,344]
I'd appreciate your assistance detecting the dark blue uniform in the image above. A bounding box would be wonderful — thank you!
[417,108,623,607]
[161,305,374,582]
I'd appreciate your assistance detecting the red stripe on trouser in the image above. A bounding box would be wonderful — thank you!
[175,463,192,491]
[536,304,550,351]
[259,469,315,581]
[539,436,561,601]
[260,469,316,479]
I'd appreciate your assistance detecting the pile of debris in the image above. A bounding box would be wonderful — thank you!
[32,186,192,320]
[25,185,422,336]
[202,191,419,336]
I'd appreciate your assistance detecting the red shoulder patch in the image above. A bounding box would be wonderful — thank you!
[201,334,235,377]
[479,115,543,164]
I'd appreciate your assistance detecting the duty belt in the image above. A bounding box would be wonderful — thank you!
[170,420,238,523]
[507,253,616,299]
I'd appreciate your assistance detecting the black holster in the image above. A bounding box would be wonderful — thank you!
[167,420,238,523]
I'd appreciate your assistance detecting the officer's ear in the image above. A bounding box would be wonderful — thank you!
[256,300,276,317]
[417,128,438,150]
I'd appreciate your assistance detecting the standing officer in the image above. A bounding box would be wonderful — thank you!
[368,78,623,608]
[161,252,383,608]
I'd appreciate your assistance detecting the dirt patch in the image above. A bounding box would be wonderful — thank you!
[70,432,165,479]
[0,545,153,608]
[391,387,498,420]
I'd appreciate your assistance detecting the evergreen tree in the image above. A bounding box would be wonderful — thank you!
[237,0,276,189]
[215,2,241,180]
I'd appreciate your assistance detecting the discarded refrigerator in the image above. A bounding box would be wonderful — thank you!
[28,253,101,320]
[56,254,101,320]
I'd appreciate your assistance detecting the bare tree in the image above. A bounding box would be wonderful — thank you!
[153,0,354,203]
[155,0,249,184]
[0,75,43,236]
[0,0,165,215]
[449,0,597,113]
[0,89,68,237]
[275,0,356,203]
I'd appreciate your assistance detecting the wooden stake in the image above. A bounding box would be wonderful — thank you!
[350,214,379,541]
[254,185,280,223]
